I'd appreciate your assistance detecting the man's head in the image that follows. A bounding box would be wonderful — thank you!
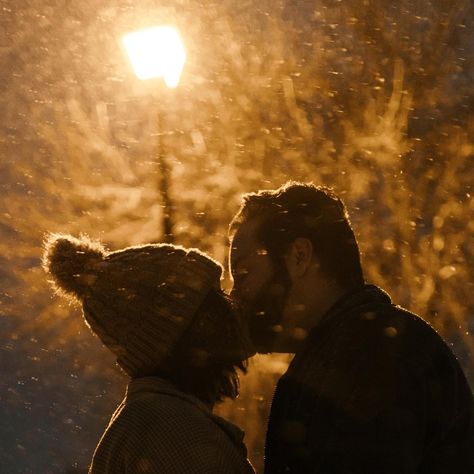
[229,181,364,353]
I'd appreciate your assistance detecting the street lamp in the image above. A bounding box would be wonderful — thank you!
[122,26,186,243]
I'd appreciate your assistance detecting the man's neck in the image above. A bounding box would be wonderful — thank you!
[263,282,348,353]
[287,280,347,331]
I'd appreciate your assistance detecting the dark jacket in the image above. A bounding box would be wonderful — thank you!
[265,285,474,473]
[90,377,255,474]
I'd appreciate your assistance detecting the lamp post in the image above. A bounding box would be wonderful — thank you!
[122,26,186,243]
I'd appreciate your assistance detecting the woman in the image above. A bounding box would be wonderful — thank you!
[43,233,255,473]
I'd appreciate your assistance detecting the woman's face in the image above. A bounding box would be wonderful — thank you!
[186,290,255,367]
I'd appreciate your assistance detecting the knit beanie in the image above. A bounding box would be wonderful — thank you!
[42,233,223,377]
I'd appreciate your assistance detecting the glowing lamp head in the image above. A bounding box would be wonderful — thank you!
[122,26,186,88]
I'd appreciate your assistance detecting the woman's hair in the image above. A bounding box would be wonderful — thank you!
[159,289,248,405]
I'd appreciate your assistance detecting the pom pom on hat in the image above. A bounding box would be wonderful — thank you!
[42,233,106,302]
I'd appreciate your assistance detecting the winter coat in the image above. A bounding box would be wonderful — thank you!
[89,376,255,474]
[264,284,474,473]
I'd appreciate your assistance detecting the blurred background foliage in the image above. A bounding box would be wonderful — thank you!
[0,0,473,472]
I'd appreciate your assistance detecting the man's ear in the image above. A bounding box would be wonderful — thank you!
[285,238,313,279]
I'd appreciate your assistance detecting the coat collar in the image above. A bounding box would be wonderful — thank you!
[125,376,246,447]
[318,284,392,329]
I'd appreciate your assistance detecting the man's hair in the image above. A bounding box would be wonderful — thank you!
[159,289,247,406]
[229,181,364,289]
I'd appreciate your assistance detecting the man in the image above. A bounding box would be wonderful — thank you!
[229,181,474,473]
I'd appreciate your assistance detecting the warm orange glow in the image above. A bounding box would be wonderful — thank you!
[122,26,186,88]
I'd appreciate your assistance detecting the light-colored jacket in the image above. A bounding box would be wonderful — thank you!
[89,376,255,474]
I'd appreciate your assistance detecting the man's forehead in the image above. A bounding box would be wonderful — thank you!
[230,218,261,254]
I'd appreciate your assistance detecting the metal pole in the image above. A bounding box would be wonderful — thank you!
[156,109,173,243]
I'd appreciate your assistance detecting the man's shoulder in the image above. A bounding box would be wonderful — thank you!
[300,296,451,374]
[339,296,442,346]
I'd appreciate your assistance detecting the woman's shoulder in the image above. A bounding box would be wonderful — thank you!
[116,380,208,430]
[119,378,241,447]
[101,385,254,473]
